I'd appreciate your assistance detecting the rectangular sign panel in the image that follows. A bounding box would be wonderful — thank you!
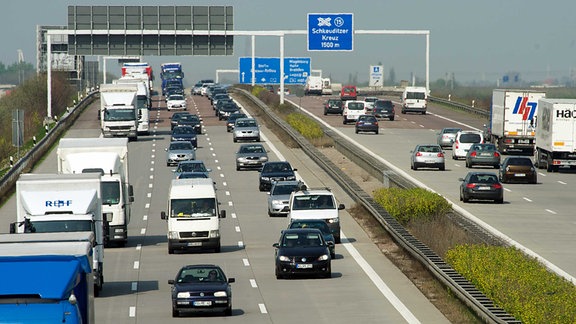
[369,65,384,87]
[239,57,310,85]
[307,13,353,51]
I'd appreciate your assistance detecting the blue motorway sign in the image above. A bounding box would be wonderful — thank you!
[307,13,353,51]
[238,57,311,85]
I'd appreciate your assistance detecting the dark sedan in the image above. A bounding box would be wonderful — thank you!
[459,172,503,204]
[177,114,202,135]
[226,113,247,132]
[235,143,268,170]
[465,143,501,169]
[323,98,343,115]
[259,161,297,191]
[217,103,240,120]
[355,115,379,134]
[288,219,336,258]
[499,156,537,184]
[168,264,234,317]
[171,125,198,148]
[170,112,191,130]
[372,100,395,121]
[273,228,332,279]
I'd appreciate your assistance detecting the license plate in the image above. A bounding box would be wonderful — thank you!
[187,242,202,247]
[480,153,492,156]
[518,139,530,144]
[364,122,372,125]
[296,263,312,269]
[514,173,526,177]
[424,160,435,163]
[477,186,491,190]
[193,301,212,306]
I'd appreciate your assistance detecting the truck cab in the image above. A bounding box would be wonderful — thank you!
[288,186,345,243]
[161,178,226,254]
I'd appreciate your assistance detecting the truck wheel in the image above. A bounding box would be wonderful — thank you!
[215,244,221,253]
[94,284,100,297]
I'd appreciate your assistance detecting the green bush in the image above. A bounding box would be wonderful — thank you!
[446,244,576,323]
[286,113,324,140]
[373,187,451,224]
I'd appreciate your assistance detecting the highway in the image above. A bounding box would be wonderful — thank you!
[0,93,450,323]
[293,94,576,282]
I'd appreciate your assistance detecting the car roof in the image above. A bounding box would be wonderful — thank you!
[178,160,205,166]
[282,228,323,235]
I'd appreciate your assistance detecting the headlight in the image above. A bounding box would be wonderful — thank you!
[261,157,268,162]
[327,218,339,223]
[272,199,283,205]
[209,230,220,238]
[177,292,191,298]
[317,254,329,261]
[278,255,290,262]
[214,291,227,297]
[168,231,179,239]
[261,177,270,181]
[237,157,247,163]
[287,176,296,181]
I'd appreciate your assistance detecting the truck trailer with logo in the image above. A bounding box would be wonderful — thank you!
[57,137,133,247]
[10,173,106,296]
[534,98,576,172]
[488,89,546,154]
[0,232,95,324]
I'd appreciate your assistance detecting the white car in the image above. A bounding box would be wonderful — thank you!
[452,130,484,160]
[363,97,379,113]
[342,100,366,124]
[167,94,187,111]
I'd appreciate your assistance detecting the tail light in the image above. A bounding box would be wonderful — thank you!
[437,152,444,157]
[374,121,379,126]
[466,184,476,189]
[494,152,500,158]
[470,151,477,157]
[415,152,423,156]
[492,183,503,189]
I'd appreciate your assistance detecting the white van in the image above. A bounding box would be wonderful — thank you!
[342,100,366,124]
[402,86,428,114]
[161,178,226,254]
[452,130,484,160]
[288,187,345,243]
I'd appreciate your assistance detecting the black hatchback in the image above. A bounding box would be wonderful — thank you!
[372,100,395,121]
[459,171,503,204]
[323,99,343,115]
[259,161,297,191]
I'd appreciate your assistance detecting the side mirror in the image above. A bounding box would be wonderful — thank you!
[9,223,16,234]
[228,278,235,283]
[338,204,345,210]
[219,210,226,218]
[272,243,279,248]
[128,185,134,202]
[458,178,464,182]
[161,211,167,220]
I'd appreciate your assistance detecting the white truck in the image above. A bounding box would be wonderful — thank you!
[114,76,150,135]
[99,83,139,141]
[321,77,333,95]
[305,75,323,95]
[10,173,106,296]
[534,98,576,172]
[161,178,226,254]
[57,137,133,247]
[489,89,546,154]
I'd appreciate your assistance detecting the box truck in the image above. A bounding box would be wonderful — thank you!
[534,98,576,172]
[114,76,151,135]
[10,173,105,296]
[57,137,133,247]
[0,233,95,323]
[161,178,226,254]
[99,83,139,141]
[489,89,546,154]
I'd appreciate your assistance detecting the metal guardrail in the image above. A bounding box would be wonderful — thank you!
[0,91,98,204]
[234,88,520,324]
[429,96,490,118]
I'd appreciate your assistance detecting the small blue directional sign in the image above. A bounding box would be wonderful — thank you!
[308,13,353,51]
[239,57,311,85]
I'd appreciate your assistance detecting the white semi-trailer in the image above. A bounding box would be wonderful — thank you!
[534,98,576,172]
[57,137,133,247]
[10,173,105,296]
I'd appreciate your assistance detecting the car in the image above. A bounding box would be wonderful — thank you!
[165,141,196,166]
[342,100,366,124]
[459,171,504,204]
[340,85,357,101]
[209,88,228,104]
[175,171,210,180]
[355,114,379,134]
[226,113,247,132]
[288,219,336,258]
[191,81,204,96]
[465,143,501,169]
[499,156,537,184]
[173,160,212,179]
[176,114,202,134]
[452,130,484,160]
[170,112,191,130]
[168,264,234,317]
[235,143,268,170]
[211,93,230,108]
[166,94,187,111]
[233,118,260,142]
[200,82,215,96]
[267,180,302,217]
[205,85,220,100]
[165,86,184,98]
[323,98,343,115]
[437,127,463,148]
[410,144,445,171]
[371,100,395,121]
[363,96,379,113]
[273,228,332,279]
[214,98,234,112]
[259,161,297,191]
[171,126,198,148]
[217,102,240,120]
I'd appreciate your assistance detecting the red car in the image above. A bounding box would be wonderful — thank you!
[340,85,357,101]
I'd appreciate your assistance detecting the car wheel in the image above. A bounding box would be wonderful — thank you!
[236,165,240,171]
[465,161,470,168]
[413,163,418,170]
[462,194,469,203]
[233,138,237,143]
[224,305,232,316]
[172,309,179,317]
[324,264,331,278]
[452,154,457,160]
[390,117,394,121]
[259,184,265,192]
[256,137,261,142]
[439,165,445,171]
[459,192,463,201]
[275,270,284,280]
[335,236,341,244]
[324,110,327,116]
[494,164,499,169]
[215,244,221,253]
[375,129,379,135]
[495,198,504,204]
[355,128,358,134]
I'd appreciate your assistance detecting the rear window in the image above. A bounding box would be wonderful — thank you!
[459,133,482,143]
[347,102,364,110]
[406,92,426,100]
[508,158,533,166]
[375,100,393,109]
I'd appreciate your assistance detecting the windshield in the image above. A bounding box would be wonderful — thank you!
[137,96,148,109]
[170,198,216,217]
[236,120,257,127]
[282,232,323,248]
[26,220,93,233]
[178,267,225,283]
[292,194,335,210]
[170,142,193,150]
[271,184,298,195]
[103,108,136,121]
[173,127,196,135]
[102,181,121,205]
[169,95,184,101]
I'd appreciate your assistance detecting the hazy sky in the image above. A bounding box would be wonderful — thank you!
[2,0,576,85]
